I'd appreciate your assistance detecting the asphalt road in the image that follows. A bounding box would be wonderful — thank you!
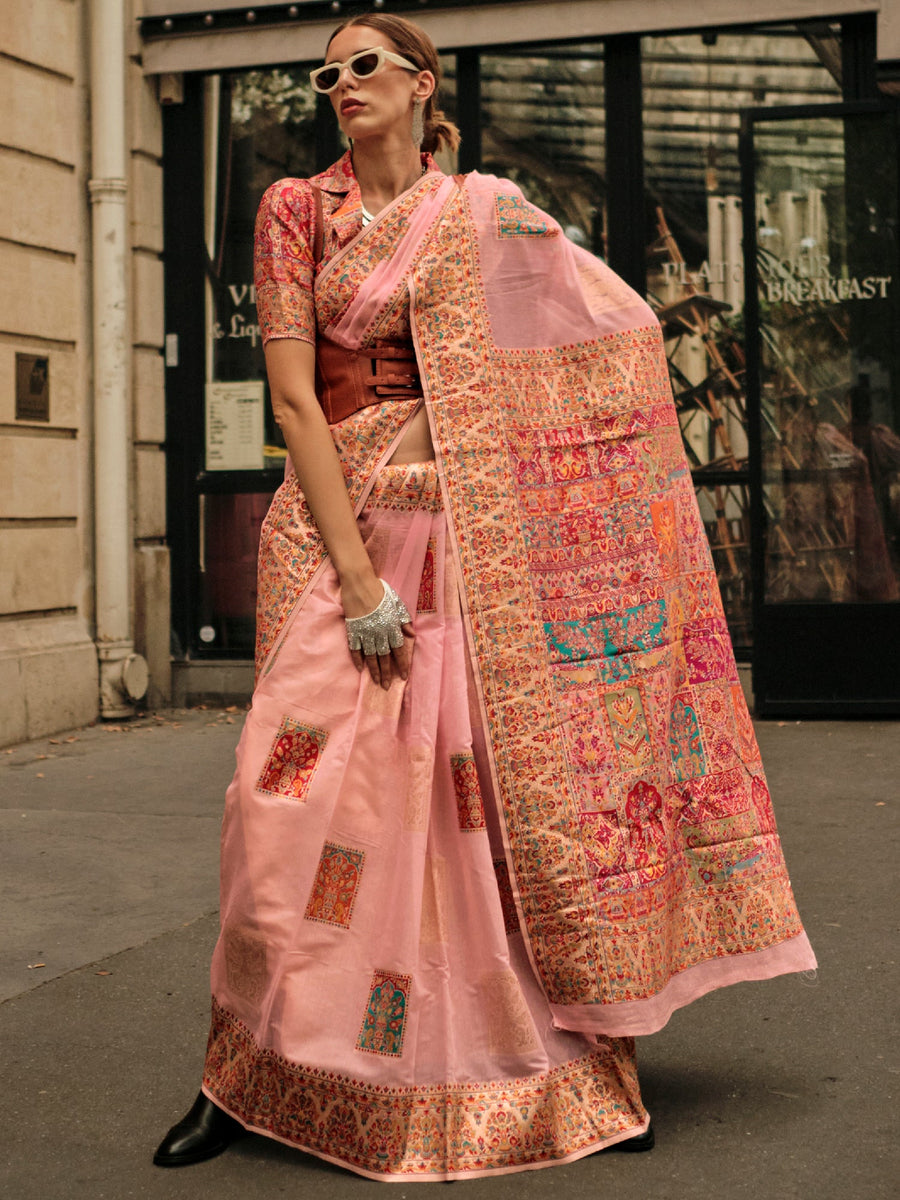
[1,709,896,1199]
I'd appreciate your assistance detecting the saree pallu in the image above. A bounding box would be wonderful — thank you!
[204,462,649,1179]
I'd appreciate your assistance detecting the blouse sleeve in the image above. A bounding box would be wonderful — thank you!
[254,178,317,346]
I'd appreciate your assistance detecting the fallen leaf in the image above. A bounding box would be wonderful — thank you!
[36,754,48,760]
[35,773,44,779]
[27,962,46,969]
[49,739,60,745]
[225,706,238,713]
[225,717,234,724]
[875,802,886,807]
[65,736,78,743]
[768,1089,800,1100]
[95,970,112,977]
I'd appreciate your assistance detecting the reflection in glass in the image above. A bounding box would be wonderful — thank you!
[755,114,900,603]
[642,26,842,647]
[204,71,319,467]
[470,45,605,251]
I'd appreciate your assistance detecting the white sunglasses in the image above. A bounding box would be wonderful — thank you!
[310,46,421,94]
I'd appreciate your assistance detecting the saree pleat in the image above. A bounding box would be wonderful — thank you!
[205,464,648,1179]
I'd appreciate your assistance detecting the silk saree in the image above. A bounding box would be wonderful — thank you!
[202,156,814,1179]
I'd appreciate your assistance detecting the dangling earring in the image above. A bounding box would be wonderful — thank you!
[411,98,425,149]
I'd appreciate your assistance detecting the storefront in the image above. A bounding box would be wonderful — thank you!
[141,1,900,714]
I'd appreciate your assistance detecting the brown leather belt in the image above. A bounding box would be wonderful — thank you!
[316,338,422,425]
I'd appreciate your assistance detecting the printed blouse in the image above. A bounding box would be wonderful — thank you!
[254,151,440,350]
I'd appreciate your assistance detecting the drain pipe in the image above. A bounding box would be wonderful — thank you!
[89,0,148,716]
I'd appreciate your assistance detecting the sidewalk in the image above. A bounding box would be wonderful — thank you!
[1,709,897,1199]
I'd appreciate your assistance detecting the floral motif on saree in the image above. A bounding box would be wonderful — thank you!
[304,842,366,929]
[256,717,328,801]
[494,192,560,239]
[450,752,487,831]
[357,970,412,1057]
[417,536,438,613]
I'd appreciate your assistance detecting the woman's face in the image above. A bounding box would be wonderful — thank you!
[324,25,434,144]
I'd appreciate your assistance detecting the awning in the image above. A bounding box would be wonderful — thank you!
[138,0,899,77]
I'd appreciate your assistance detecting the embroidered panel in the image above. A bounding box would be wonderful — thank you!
[223,926,268,1004]
[403,745,434,833]
[304,842,366,929]
[450,753,487,832]
[417,537,438,613]
[367,462,444,514]
[669,694,707,781]
[357,970,412,1057]
[495,193,560,239]
[256,717,328,801]
[481,970,539,1055]
[544,599,667,665]
[604,687,655,773]
[204,1000,644,1178]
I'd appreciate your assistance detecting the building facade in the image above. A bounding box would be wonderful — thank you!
[2,1,898,744]
[1,0,168,744]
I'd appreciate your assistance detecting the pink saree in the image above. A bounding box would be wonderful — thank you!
[202,160,814,1179]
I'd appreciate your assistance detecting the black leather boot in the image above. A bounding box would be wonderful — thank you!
[608,1122,655,1152]
[153,1092,244,1167]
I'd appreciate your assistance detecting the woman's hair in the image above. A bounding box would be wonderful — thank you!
[326,14,461,154]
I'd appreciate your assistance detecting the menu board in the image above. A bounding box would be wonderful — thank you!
[204,381,265,471]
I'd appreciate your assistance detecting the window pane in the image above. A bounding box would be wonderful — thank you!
[642,25,842,648]
[753,112,900,604]
[204,69,319,470]
[198,68,319,652]
[473,44,605,251]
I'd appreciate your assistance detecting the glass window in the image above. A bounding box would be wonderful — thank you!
[196,68,318,655]
[473,43,605,251]
[642,25,842,649]
[751,111,900,604]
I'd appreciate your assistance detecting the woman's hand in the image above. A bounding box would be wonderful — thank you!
[341,572,414,690]
[264,339,413,689]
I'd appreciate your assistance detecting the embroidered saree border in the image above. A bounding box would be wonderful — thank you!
[203,1000,646,1179]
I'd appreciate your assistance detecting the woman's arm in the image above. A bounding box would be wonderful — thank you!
[264,338,411,687]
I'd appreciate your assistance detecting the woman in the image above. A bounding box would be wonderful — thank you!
[155,13,815,1180]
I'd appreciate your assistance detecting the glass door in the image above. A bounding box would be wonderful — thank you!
[741,102,900,714]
